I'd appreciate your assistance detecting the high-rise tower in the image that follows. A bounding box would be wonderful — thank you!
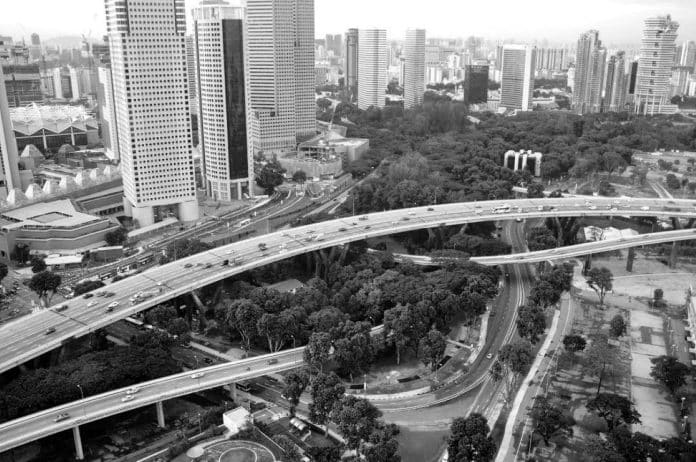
[573,30,606,114]
[603,52,627,112]
[635,15,679,115]
[500,45,536,112]
[104,0,198,226]
[245,0,315,156]
[193,0,252,201]
[345,28,359,101]
[403,29,425,109]
[357,29,387,110]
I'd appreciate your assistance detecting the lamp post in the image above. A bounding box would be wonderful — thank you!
[76,384,85,417]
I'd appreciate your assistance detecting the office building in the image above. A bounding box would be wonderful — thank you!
[325,34,342,57]
[52,66,81,100]
[603,52,627,112]
[465,64,489,105]
[104,0,198,227]
[245,0,315,156]
[2,64,43,107]
[573,30,606,113]
[635,15,679,115]
[403,29,425,109]
[357,29,387,110]
[193,0,252,202]
[500,45,536,112]
[345,28,359,100]
[0,66,21,198]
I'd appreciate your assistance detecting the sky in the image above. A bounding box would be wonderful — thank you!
[1,0,694,46]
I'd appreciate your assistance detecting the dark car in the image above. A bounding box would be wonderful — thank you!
[45,327,56,335]
[83,293,93,299]
[56,305,68,312]
[222,259,229,266]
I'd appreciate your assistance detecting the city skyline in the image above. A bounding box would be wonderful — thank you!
[1,0,695,46]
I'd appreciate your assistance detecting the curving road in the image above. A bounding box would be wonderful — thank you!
[0,197,693,375]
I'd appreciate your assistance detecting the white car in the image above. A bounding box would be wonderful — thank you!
[641,206,650,211]
[588,205,597,210]
[190,372,205,379]
[121,395,135,402]
[486,353,493,360]
[108,301,119,308]
[87,301,97,308]
[127,387,140,394]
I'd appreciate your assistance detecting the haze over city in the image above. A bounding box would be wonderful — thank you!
[1,0,695,44]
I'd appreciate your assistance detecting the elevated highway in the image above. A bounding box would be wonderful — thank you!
[0,197,693,375]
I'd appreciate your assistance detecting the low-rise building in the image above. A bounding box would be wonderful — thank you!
[0,199,119,261]
[10,103,99,153]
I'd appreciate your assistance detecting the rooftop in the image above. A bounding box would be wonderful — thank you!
[0,199,103,231]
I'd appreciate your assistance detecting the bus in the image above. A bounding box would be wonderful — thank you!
[125,316,144,328]
[235,380,255,393]
[237,218,251,228]
[492,205,511,214]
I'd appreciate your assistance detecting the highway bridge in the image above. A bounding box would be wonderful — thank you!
[0,196,694,375]
[2,197,696,456]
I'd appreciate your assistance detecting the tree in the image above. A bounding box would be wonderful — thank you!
[225,300,263,352]
[282,368,310,413]
[30,255,46,273]
[145,305,178,328]
[516,304,546,344]
[72,279,105,296]
[292,170,307,183]
[316,97,333,111]
[363,423,401,462]
[527,182,545,198]
[0,262,7,285]
[492,340,533,403]
[584,334,618,396]
[332,323,374,382]
[417,329,447,371]
[331,395,382,451]
[527,227,558,252]
[105,227,129,246]
[586,393,641,430]
[309,372,345,430]
[307,446,342,462]
[29,271,61,306]
[273,435,301,462]
[665,173,681,190]
[257,313,287,352]
[531,396,575,446]
[304,332,332,372]
[609,314,626,337]
[649,355,690,395]
[653,288,663,302]
[562,334,586,353]
[255,159,286,194]
[447,413,496,462]
[586,267,613,306]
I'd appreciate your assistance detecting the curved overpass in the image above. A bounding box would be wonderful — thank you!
[0,196,693,374]
[472,228,696,265]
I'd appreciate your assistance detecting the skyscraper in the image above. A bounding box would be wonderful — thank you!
[345,28,359,101]
[464,64,489,105]
[603,52,627,112]
[0,66,20,198]
[245,0,315,156]
[573,30,606,113]
[97,65,119,161]
[500,45,536,112]
[193,0,252,202]
[635,15,679,115]
[403,29,425,109]
[104,0,198,226]
[357,29,387,110]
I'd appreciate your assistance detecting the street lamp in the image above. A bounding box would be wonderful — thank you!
[76,384,86,418]
[194,355,199,369]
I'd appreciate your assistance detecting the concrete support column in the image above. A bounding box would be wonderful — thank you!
[73,426,84,460]
[231,383,238,402]
[156,401,165,428]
